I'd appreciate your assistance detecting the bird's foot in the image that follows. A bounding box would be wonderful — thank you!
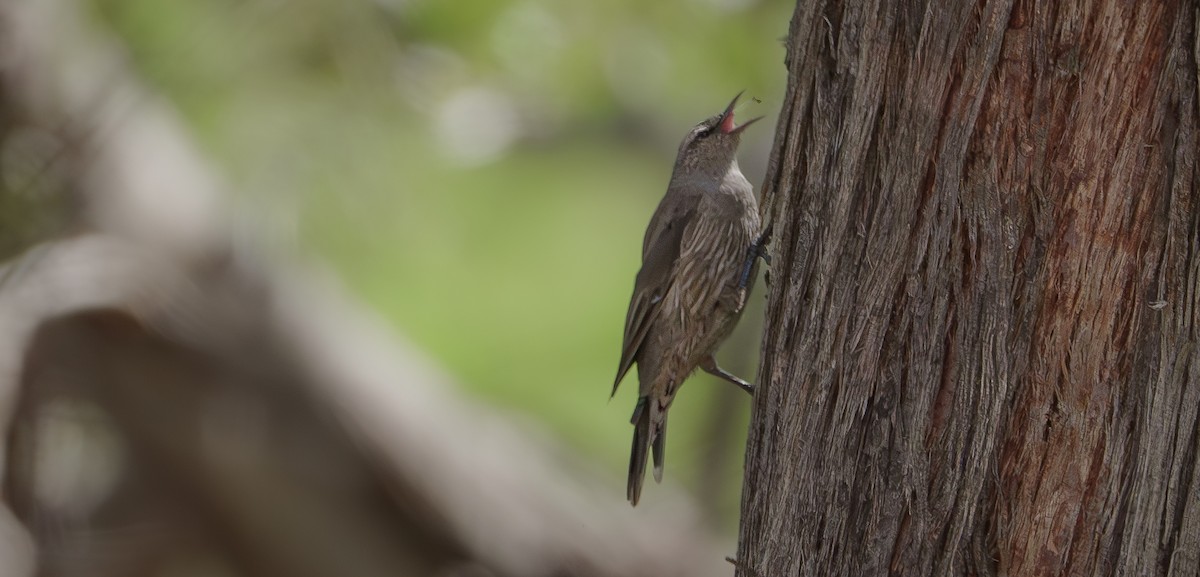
[700,355,754,395]
[725,556,764,577]
[754,223,773,265]
[736,223,774,294]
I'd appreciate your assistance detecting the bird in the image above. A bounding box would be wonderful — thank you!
[613,92,770,506]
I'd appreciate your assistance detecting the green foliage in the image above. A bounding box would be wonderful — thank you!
[95,0,790,527]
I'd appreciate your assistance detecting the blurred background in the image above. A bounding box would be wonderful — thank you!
[4,0,793,552]
[95,0,791,527]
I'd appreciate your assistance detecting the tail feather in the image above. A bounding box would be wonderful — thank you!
[627,398,651,505]
[651,411,667,483]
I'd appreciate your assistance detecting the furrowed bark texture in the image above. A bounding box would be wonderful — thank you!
[738,1,1199,575]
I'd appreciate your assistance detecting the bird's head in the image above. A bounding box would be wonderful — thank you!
[673,92,762,179]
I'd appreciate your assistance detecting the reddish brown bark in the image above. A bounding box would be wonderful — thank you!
[738,1,1199,575]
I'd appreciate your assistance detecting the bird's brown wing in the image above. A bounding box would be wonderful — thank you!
[612,201,697,396]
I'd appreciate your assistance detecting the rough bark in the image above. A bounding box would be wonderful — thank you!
[738,1,1199,575]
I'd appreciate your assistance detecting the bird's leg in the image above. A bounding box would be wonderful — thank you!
[755,223,773,265]
[700,355,754,395]
[730,224,774,306]
[725,557,765,577]
[735,224,774,294]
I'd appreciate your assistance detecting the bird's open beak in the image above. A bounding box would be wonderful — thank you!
[718,91,763,135]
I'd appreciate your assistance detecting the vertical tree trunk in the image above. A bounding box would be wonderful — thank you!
[737,1,1199,575]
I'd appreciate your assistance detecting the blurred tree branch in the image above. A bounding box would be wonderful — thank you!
[0,0,729,575]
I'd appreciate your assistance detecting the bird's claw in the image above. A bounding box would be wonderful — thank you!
[735,223,774,293]
[754,223,773,265]
[701,356,754,395]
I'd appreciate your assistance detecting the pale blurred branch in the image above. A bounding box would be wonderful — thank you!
[0,0,729,575]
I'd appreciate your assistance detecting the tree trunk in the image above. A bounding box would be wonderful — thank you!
[737,1,1199,575]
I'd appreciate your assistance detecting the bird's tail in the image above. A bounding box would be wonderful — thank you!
[628,397,669,506]
[627,397,651,505]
